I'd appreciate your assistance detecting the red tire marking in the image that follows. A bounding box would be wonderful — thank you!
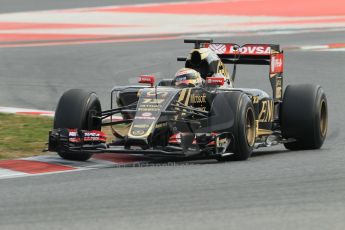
[97,0,345,17]
[0,160,75,174]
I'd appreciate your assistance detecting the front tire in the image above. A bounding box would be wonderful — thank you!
[215,92,256,161]
[54,89,102,161]
[281,84,328,150]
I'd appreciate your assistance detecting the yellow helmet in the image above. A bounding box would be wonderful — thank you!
[173,68,203,88]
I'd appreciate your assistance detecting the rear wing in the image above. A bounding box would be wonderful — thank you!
[181,39,284,100]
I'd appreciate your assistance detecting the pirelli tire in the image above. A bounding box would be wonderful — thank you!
[281,84,328,150]
[54,89,102,161]
[215,92,256,161]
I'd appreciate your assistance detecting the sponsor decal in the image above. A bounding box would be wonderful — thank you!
[190,94,206,103]
[131,130,145,136]
[276,77,282,99]
[139,75,155,86]
[142,98,165,104]
[69,138,81,143]
[169,133,181,144]
[68,129,80,142]
[133,124,150,128]
[176,68,194,76]
[135,116,155,120]
[138,107,160,112]
[139,104,161,108]
[270,53,284,73]
[145,91,169,98]
[231,45,271,55]
[205,43,271,55]
[251,96,260,104]
[68,130,77,137]
[68,130,106,143]
[83,131,106,142]
[84,132,101,137]
[155,122,167,128]
[258,100,274,122]
[208,44,227,54]
[84,137,105,142]
[142,112,152,117]
[138,102,163,112]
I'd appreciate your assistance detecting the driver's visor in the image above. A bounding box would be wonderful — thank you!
[175,73,198,84]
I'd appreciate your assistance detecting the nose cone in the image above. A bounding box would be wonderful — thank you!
[127,88,179,144]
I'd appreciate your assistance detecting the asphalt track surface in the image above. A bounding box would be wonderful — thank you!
[1,1,345,230]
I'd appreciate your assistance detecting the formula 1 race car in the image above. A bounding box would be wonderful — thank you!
[48,39,328,161]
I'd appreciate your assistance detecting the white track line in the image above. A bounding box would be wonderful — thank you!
[0,106,54,116]
[0,168,28,179]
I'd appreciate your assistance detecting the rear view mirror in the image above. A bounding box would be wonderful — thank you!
[206,77,224,86]
[139,75,155,87]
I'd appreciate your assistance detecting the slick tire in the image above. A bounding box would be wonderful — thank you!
[215,92,256,161]
[281,84,328,150]
[54,89,102,161]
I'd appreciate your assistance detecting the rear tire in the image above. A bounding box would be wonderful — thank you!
[54,89,102,161]
[281,84,327,150]
[215,92,256,161]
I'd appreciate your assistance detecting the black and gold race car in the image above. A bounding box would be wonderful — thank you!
[48,39,328,161]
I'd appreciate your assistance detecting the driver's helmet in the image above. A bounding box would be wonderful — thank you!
[173,68,203,88]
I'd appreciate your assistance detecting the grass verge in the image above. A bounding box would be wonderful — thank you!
[0,113,127,160]
[0,113,53,159]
